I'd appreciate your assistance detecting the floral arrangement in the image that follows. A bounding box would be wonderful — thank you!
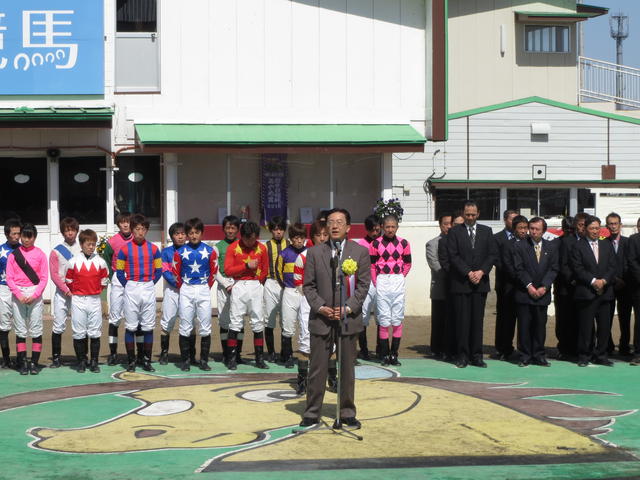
[342,258,358,276]
[96,235,110,255]
[374,197,404,222]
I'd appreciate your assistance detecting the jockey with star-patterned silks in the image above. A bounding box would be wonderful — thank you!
[173,218,218,372]
[369,214,412,367]
[158,223,186,365]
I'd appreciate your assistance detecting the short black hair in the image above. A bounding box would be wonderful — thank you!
[316,210,331,222]
[21,223,37,239]
[168,222,185,238]
[222,215,241,229]
[452,210,464,221]
[606,212,621,223]
[288,222,307,239]
[240,221,260,238]
[310,220,327,239]
[562,216,574,231]
[268,216,287,231]
[4,218,22,236]
[511,215,529,229]
[584,215,601,229]
[130,213,150,231]
[60,217,79,233]
[115,212,131,226]
[79,229,98,244]
[528,217,547,232]
[184,217,204,234]
[326,208,351,225]
[438,214,452,225]
[463,200,478,210]
[503,209,518,220]
[382,214,399,225]
[364,215,380,231]
[574,212,589,224]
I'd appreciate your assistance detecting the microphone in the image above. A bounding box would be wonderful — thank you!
[332,239,342,256]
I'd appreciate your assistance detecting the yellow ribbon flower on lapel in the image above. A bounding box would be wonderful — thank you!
[342,258,358,276]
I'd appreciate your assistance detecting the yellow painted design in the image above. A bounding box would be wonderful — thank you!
[115,259,126,270]
[31,379,607,457]
[153,258,162,268]
[283,263,295,273]
[234,245,243,255]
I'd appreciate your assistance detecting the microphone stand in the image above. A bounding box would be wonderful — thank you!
[292,240,362,441]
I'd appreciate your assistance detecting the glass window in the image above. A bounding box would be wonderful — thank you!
[333,154,381,223]
[288,154,331,224]
[230,154,261,223]
[178,154,227,224]
[434,189,468,219]
[525,25,570,53]
[507,189,538,216]
[0,158,47,225]
[469,189,500,220]
[59,157,107,224]
[114,156,161,222]
[578,188,595,213]
[539,189,569,218]
[117,0,157,32]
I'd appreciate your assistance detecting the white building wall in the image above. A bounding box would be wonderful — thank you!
[115,0,428,137]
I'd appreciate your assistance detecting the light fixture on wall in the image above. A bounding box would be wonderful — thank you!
[500,24,507,56]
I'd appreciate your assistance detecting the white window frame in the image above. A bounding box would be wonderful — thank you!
[524,24,571,54]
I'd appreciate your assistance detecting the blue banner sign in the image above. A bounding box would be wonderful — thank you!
[0,1,104,95]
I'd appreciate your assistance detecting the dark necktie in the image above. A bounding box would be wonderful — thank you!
[469,226,476,248]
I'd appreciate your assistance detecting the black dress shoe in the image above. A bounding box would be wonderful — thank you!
[455,359,468,368]
[595,358,614,367]
[142,360,155,372]
[518,361,529,367]
[299,417,319,427]
[340,417,361,428]
[535,358,551,367]
[199,360,211,371]
[577,360,589,367]
[630,357,640,366]
[472,359,487,368]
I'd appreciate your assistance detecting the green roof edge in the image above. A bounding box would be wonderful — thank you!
[449,96,640,125]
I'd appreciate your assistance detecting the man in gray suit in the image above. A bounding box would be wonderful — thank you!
[300,208,371,428]
[426,214,452,358]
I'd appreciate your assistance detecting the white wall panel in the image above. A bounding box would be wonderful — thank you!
[237,0,266,108]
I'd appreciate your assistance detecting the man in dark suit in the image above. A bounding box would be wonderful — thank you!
[624,216,640,366]
[493,210,519,360]
[513,217,559,367]
[426,214,452,358]
[300,208,370,427]
[570,215,616,367]
[446,201,497,368]
[605,213,633,356]
[437,211,464,361]
[554,213,587,360]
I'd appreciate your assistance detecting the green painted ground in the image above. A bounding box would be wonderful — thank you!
[1,359,639,480]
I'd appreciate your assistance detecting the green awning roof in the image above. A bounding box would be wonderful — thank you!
[0,107,113,127]
[135,124,427,153]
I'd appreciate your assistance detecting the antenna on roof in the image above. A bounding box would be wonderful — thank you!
[610,12,629,110]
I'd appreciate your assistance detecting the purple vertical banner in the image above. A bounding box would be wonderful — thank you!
[260,154,288,226]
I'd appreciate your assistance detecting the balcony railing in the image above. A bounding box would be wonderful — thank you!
[579,56,640,109]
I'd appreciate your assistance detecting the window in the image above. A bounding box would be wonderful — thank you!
[178,154,227,224]
[525,25,570,53]
[115,0,160,92]
[507,188,569,218]
[0,158,47,225]
[333,154,381,223]
[288,154,331,224]
[578,188,595,213]
[117,0,156,32]
[114,156,161,222]
[434,188,500,221]
[59,157,107,224]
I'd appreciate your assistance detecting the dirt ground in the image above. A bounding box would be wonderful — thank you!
[1,289,627,365]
